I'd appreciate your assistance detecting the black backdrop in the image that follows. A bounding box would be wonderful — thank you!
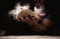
[0,0,60,36]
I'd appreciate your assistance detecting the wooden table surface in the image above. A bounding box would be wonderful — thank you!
[0,36,60,39]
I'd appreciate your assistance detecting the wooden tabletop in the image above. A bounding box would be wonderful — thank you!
[0,36,60,39]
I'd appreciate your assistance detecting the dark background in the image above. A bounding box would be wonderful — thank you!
[0,0,60,36]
